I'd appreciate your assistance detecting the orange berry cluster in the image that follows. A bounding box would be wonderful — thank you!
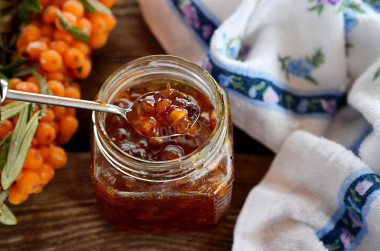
[0,0,117,205]
[16,0,117,80]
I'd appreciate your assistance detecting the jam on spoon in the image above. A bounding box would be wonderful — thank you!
[126,84,200,138]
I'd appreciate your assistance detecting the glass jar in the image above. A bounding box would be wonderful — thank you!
[91,55,233,232]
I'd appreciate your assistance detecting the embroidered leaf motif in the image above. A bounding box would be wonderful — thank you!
[254,81,266,90]
[345,42,354,56]
[373,67,380,81]
[308,4,324,15]
[285,95,295,109]
[347,2,366,13]
[341,217,349,226]
[306,49,325,68]
[337,0,348,13]
[350,188,361,204]
[278,56,290,80]
[327,240,341,251]
[231,78,245,92]
[304,75,318,85]
[374,175,380,183]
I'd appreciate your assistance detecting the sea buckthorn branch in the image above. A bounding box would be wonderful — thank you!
[0,0,118,225]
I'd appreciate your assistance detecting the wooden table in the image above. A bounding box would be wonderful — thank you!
[0,1,274,249]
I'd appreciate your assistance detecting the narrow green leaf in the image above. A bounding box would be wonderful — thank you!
[0,101,29,120]
[0,33,14,53]
[373,67,380,81]
[0,203,17,225]
[33,72,51,95]
[18,0,43,23]
[348,3,366,14]
[0,55,25,75]
[304,75,318,85]
[0,134,11,171]
[78,0,111,14]
[57,13,89,43]
[13,65,39,78]
[1,106,29,190]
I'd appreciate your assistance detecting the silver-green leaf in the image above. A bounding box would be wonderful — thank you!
[1,108,40,190]
[78,0,111,14]
[57,12,89,43]
[0,203,17,225]
[0,101,29,121]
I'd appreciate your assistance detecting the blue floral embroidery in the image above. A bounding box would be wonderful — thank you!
[279,49,325,85]
[344,12,359,33]
[170,0,219,45]
[363,0,380,12]
[170,0,343,116]
[287,59,313,77]
[203,55,343,116]
[317,169,380,251]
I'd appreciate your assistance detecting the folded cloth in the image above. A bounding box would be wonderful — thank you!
[138,0,380,249]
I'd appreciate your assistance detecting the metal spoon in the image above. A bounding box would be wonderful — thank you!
[0,78,200,138]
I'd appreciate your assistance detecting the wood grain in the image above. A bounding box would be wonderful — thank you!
[0,153,273,250]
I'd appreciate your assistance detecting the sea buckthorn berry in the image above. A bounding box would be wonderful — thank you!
[16,36,27,53]
[9,78,22,89]
[40,108,55,123]
[26,41,48,60]
[89,32,108,49]
[52,106,66,119]
[50,40,69,56]
[64,86,81,99]
[8,185,28,205]
[47,145,67,169]
[72,41,90,56]
[26,76,38,84]
[43,5,59,24]
[66,107,76,116]
[55,11,77,31]
[156,99,171,114]
[77,17,92,35]
[40,49,62,72]
[22,25,41,43]
[89,13,107,34]
[62,0,85,19]
[57,133,72,145]
[24,148,44,170]
[58,63,67,73]
[59,115,78,136]
[50,0,66,7]
[101,13,117,31]
[169,108,188,125]
[47,80,65,96]
[47,71,65,82]
[39,145,50,159]
[72,57,91,79]
[63,48,85,69]
[31,137,39,147]
[15,81,40,93]
[39,0,50,8]
[36,122,56,145]
[40,36,51,45]
[0,120,14,139]
[16,170,41,194]
[40,25,54,39]
[53,30,74,44]
[38,163,55,185]
[99,0,115,8]
[51,121,59,134]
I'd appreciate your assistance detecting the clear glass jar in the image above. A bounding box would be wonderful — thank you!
[91,55,233,232]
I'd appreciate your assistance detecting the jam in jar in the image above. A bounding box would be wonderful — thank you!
[91,55,233,232]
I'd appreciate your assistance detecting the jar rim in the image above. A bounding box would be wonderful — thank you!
[93,55,228,179]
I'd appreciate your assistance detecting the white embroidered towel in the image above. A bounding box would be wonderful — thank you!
[138,0,380,250]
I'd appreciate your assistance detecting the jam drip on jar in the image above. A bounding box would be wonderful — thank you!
[104,83,216,161]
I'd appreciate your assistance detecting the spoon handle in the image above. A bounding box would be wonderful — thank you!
[0,78,125,117]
